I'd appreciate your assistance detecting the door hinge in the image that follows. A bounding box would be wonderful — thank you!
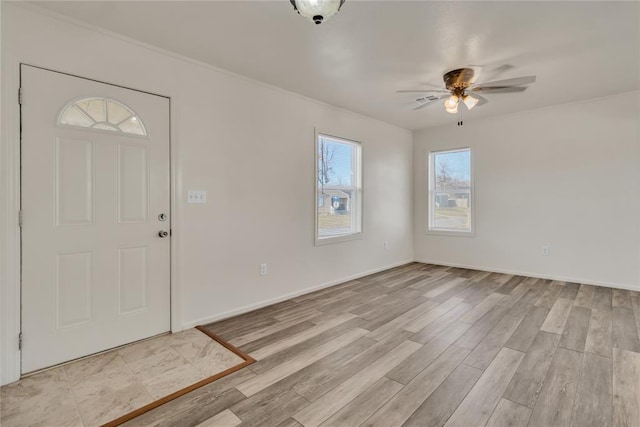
[18,88,23,105]
[18,210,23,227]
[18,332,22,351]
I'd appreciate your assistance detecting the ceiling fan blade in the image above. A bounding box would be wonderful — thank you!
[472,75,536,88]
[412,99,444,110]
[472,93,489,106]
[482,64,515,82]
[471,86,528,94]
[397,89,449,94]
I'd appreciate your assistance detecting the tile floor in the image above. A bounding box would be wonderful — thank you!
[0,328,245,426]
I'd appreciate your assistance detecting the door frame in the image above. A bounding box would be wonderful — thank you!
[1,63,182,383]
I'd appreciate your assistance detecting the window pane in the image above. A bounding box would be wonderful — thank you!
[84,98,106,123]
[58,98,147,137]
[59,105,94,127]
[317,135,361,241]
[93,123,118,131]
[118,116,146,135]
[318,138,352,186]
[433,191,471,230]
[434,150,470,190]
[430,149,472,232]
[107,100,132,124]
[317,189,353,238]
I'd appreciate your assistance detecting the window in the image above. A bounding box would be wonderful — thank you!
[58,97,147,136]
[316,133,362,243]
[428,148,473,233]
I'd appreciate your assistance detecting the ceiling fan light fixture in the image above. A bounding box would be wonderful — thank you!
[463,94,479,110]
[444,95,459,110]
[399,68,536,120]
[290,0,345,24]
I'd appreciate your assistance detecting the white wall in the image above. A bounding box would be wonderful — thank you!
[4,3,638,387]
[414,91,640,290]
[0,4,413,384]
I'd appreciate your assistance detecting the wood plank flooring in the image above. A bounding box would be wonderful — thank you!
[123,263,640,427]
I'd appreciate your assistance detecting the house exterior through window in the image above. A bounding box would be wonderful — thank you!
[428,147,473,234]
[315,133,362,244]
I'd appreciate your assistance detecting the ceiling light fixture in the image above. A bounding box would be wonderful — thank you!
[462,94,479,110]
[444,103,458,114]
[289,0,345,25]
[444,95,459,110]
[443,92,479,114]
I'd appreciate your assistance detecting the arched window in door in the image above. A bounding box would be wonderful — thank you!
[58,97,147,136]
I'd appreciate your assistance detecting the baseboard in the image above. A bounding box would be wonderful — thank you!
[182,257,638,330]
[415,258,640,292]
[181,258,414,330]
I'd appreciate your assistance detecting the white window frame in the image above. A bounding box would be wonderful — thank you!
[427,147,474,236]
[314,131,363,245]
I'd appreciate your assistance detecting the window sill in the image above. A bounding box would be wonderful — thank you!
[425,229,475,238]
[315,232,363,246]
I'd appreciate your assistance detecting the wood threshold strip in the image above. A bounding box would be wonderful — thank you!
[102,326,256,427]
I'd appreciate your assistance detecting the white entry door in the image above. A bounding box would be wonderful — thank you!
[21,65,171,373]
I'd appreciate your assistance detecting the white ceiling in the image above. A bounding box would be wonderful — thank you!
[32,1,639,130]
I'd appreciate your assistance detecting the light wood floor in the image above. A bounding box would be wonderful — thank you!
[124,263,640,427]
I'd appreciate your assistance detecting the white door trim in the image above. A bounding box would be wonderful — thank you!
[1,55,23,386]
[0,62,182,384]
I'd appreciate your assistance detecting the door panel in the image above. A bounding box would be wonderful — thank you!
[118,144,148,223]
[55,137,95,226]
[118,246,148,314]
[21,65,171,373]
[56,250,94,328]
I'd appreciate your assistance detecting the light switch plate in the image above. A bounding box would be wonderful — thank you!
[187,190,207,204]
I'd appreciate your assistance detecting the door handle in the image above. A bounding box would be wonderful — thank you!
[158,230,169,238]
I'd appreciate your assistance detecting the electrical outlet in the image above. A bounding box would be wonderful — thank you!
[187,190,207,204]
[384,241,389,250]
[260,263,268,276]
[541,245,550,256]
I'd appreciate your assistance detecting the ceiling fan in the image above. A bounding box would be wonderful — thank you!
[398,67,536,114]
